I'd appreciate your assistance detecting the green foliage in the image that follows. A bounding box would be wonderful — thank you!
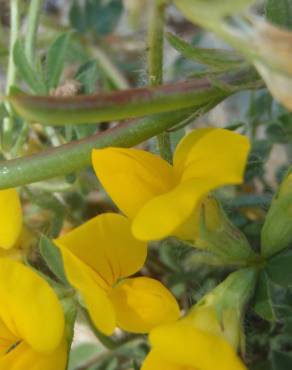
[167,33,243,71]
[13,40,47,94]
[39,235,69,285]
[266,250,292,287]
[45,32,71,91]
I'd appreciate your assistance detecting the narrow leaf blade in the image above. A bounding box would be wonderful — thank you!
[46,33,71,91]
[13,40,47,94]
[39,234,69,285]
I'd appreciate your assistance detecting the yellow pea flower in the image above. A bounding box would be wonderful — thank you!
[55,213,180,335]
[92,128,250,242]
[141,317,247,370]
[0,259,67,370]
[0,189,22,250]
[142,268,256,370]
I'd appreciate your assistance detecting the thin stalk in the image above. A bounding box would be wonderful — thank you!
[2,0,20,148]
[0,108,197,189]
[25,0,44,66]
[6,0,20,95]
[147,0,172,163]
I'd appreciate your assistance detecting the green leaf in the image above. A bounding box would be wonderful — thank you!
[13,40,47,94]
[266,113,292,143]
[39,235,69,285]
[167,33,243,70]
[75,60,99,94]
[69,0,87,33]
[45,33,71,91]
[253,271,276,321]
[265,0,292,30]
[266,250,292,287]
[245,140,273,182]
[68,343,104,370]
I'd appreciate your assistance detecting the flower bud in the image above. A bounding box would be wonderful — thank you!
[195,197,256,263]
[187,268,257,351]
[261,169,292,257]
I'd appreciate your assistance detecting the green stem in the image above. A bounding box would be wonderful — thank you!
[2,0,20,149]
[0,108,196,189]
[0,68,263,188]
[25,0,44,66]
[6,0,20,95]
[148,0,172,162]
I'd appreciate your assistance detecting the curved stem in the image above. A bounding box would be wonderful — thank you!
[147,0,172,162]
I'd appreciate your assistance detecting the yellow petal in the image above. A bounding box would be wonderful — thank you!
[188,305,241,351]
[109,277,180,333]
[178,129,250,184]
[0,339,67,370]
[141,350,180,370]
[173,128,215,174]
[132,179,214,241]
[149,320,247,370]
[0,189,22,250]
[55,213,147,287]
[0,259,64,354]
[0,318,18,356]
[92,148,176,218]
[59,247,116,335]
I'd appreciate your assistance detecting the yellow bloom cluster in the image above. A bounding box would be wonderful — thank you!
[0,128,251,370]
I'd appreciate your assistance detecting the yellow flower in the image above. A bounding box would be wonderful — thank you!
[142,268,256,370]
[92,128,250,242]
[0,189,22,250]
[141,317,247,370]
[0,259,66,370]
[55,213,180,335]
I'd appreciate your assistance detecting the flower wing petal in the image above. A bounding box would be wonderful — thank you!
[109,277,180,333]
[59,247,116,336]
[180,129,250,184]
[141,350,180,370]
[0,340,67,370]
[173,128,214,173]
[0,189,22,250]
[92,148,176,218]
[0,259,64,354]
[55,213,147,286]
[132,179,214,241]
[150,320,247,370]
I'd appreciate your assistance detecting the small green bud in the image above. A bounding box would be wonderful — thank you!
[187,268,257,351]
[196,197,256,263]
[261,170,292,257]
